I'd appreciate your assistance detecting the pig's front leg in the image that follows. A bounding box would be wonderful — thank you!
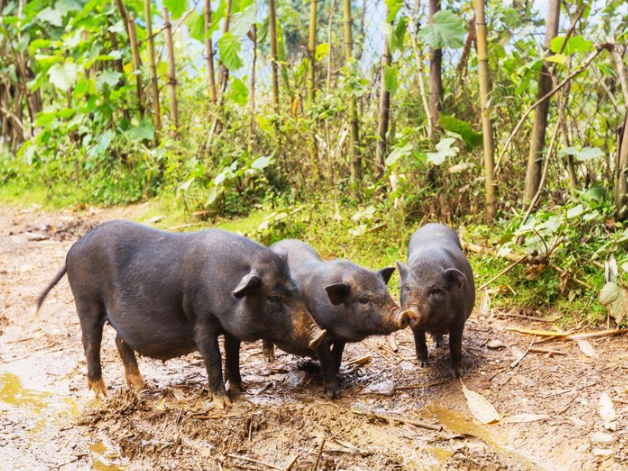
[224,334,245,395]
[331,341,346,374]
[449,323,464,378]
[413,328,429,367]
[195,325,231,409]
[317,340,341,399]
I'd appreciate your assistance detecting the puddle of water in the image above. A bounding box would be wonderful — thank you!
[90,441,124,471]
[0,372,51,412]
[426,404,543,470]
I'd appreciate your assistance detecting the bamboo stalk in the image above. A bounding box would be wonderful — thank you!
[128,11,144,118]
[144,0,161,130]
[163,6,178,135]
[428,0,442,132]
[375,5,392,176]
[408,3,432,139]
[218,0,233,93]
[269,0,279,113]
[204,0,217,103]
[247,0,258,150]
[307,0,317,107]
[342,0,360,185]
[474,0,496,221]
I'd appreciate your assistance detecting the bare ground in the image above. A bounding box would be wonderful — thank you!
[1,205,627,471]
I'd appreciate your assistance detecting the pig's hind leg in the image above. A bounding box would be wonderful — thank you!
[115,334,146,391]
[331,341,346,373]
[431,334,444,348]
[76,299,108,397]
[449,324,464,378]
[261,339,275,362]
[224,334,245,395]
[412,328,429,367]
[194,325,231,409]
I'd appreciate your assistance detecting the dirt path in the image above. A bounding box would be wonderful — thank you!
[1,205,627,470]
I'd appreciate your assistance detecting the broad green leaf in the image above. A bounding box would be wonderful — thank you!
[558,146,604,161]
[384,64,398,95]
[550,35,593,55]
[97,70,122,88]
[164,0,187,19]
[250,155,273,170]
[385,0,403,22]
[546,54,567,65]
[37,6,65,27]
[73,78,96,98]
[439,115,482,150]
[229,78,249,106]
[218,33,243,71]
[566,204,584,219]
[184,11,206,42]
[230,5,257,38]
[315,43,330,62]
[127,121,156,141]
[390,16,407,54]
[178,177,195,192]
[385,143,412,167]
[29,39,52,55]
[419,10,465,49]
[205,186,223,207]
[48,62,78,92]
[426,138,459,165]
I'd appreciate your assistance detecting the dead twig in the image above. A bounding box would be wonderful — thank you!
[511,337,536,368]
[565,329,628,340]
[283,454,298,471]
[395,378,450,390]
[227,454,281,470]
[529,347,567,356]
[311,438,326,471]
[478,255,529,290]
[494,312,556,323]
[350,409,442,431]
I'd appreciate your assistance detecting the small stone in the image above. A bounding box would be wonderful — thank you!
[487,339,505,349]
[591,448,615,457]
[590,432,616,445]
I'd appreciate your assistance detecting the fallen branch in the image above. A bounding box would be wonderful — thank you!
[529,347,567,356]
[564,329,628,340]
[344,355,371,367]
[228,454,281,470]
[506,327,569,337]
[385,334,398,352]
[511,337,536,368]
[395,378,450,390]
[478,255,528,290]
[311,438,326,471]
[350,409,442,431]
[283,454,298,471]
[494,312,557,323]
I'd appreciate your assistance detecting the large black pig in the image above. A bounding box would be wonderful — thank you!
[33,221,326,408]
[397,223,475,377]
[263,239,410,398]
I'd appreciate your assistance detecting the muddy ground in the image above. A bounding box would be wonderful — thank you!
[1,205,627,471]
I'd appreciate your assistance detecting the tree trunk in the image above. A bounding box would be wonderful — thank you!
[163,6,178,135]
[247,17,257,150]
[375,6,392,176]
[474,0,496,221]
[343,0,360,185]
[429,0,442,133]
[307,0,317,107]
[204,0,217,103]
[523,0,560,204]
[219,0,234,94]
[128,11,144,118]
[144,0,161,130]
[616,116,628,219]
[269,0,280,114]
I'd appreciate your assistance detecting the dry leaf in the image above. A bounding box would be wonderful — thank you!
[360,380,395,395]
[598,392,616,430]
[576,339,599,359]
[461,381,500,424]
[502,414,549,424]
[590,431,616,445]
[171,388,186,402]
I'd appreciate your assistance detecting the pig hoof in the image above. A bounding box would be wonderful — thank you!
[229,381,246,396]
[125,373,146,391]
[88,377,108,397]
[262,348,275,363]
[432,336,443,348]
[417,358,429,368]
[452,365,464,378]
[325,383,341,400]
[211,393,232,410]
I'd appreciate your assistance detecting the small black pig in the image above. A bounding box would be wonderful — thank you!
[397,223,475,377]
[33,221,326,408]
[265,239,410,398]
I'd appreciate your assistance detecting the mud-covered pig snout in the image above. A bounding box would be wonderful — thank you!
[404,306,423,327]
[308,325,327,349]
[396,309,410,329]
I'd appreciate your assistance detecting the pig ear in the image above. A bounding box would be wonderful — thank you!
[396,261,408,280]
[233,270,262,298]
[378,267,395,285]
[325,283,351,306]
[442,268,466,290]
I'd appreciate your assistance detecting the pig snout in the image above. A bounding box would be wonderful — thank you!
[308,326,327,349]
[404,306,423,327]
[395,309,411,329]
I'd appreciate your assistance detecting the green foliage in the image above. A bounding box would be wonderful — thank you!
[164,0,187,19]
[419,10,466,49]
[438,115,483,150]
[218,33,243,71]
[426,138,459,165]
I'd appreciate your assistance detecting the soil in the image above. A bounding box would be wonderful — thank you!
[1,204,627,471]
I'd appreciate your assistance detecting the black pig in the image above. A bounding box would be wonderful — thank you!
[33,221,326,408]
[397,223,475,377]
[264,239,410,398]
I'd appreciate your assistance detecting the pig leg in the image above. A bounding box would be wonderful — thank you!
[115,334,145,391]
[449,324,464,378]
[261,340,275,362]
[413,328,429,367]
[224,334,244,395]
[317,341,341,399]
[432,334,444,348]
[76,300,107,397]
[331,341,346,374]
[194,326,230,409]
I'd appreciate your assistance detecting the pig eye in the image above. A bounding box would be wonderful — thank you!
[359,297,370,305]
[267,295,281,305]
[403,284,410,291]
[430,288,445,297]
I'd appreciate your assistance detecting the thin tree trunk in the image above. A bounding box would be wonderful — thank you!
[114,0,131,38]
[408,2,432,139]
[325,0,335,95]
[163,6,178,135]
[375,6,392,176]
[523,0,560,204]
[247,17,257,150]
[144,0,161,130]
[343,0,360,185]
[307,0,317,107]
[269,0,280,113]
[613,42,628,218]
[128,11,144,118]
[429,0,442,133]
[204,0,217,103]
[219,0,233,93]
[474,0,496,221]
